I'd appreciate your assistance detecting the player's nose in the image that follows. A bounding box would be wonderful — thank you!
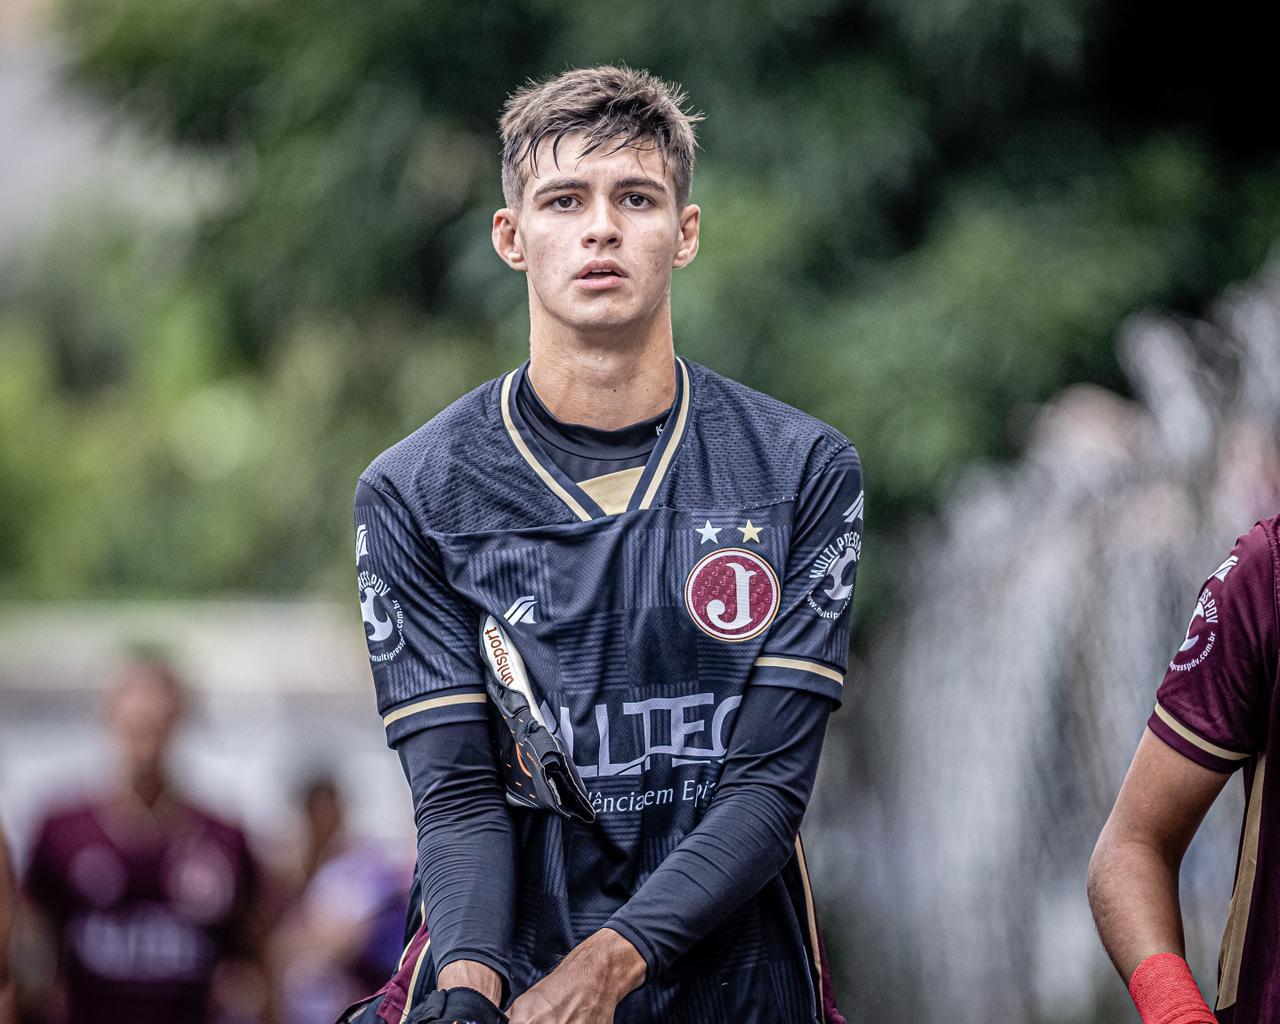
[580,196,622,248]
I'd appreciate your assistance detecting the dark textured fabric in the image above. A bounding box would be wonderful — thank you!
[1145,517,1280,1023]
[396,720,516,989]
[606,685,832,972]
[353,357,862,1023]
[23,799,257,1024]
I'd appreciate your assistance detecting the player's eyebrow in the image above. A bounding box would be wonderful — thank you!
[530,177,590,201]
[529,176,669,202]
[613,176,667,195]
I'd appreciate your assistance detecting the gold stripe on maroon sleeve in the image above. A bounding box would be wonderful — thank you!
[1153,702,1250,762]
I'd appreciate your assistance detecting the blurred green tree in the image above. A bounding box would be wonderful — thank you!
[2,0,1277,609]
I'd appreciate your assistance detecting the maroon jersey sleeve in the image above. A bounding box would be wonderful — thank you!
[1148,524,1278,772]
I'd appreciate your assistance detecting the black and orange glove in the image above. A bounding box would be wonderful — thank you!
[406,987,507,1024]
[479,615,595,824]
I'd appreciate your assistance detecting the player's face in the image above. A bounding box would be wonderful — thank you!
[493,132,699,339]
[107,667,182,780]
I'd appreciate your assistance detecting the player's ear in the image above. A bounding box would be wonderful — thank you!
[492,208,526,272]
[672,204,700,269]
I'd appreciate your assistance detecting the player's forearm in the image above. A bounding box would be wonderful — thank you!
[414,807,515,981]
[437,959,505,1006]
[1087,828,1187,982]
[607,777,806,974]
[606,686,829,975]
[398,720,517,987]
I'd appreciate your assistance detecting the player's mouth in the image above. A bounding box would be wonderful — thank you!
[576,260,627,291]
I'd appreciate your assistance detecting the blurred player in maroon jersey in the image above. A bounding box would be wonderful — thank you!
[1089,519,1280,1024]
[1,819,15,1024]
[21,656,262,1024]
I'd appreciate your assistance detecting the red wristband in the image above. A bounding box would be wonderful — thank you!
[1128,953,1216,1024]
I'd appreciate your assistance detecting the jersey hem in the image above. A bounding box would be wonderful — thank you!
[752,655,845,706]
[383,689,489,746]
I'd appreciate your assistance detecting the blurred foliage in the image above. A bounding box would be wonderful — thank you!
[2,0,1279,605]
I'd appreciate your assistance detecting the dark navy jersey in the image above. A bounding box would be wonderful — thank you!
[353,357,862,1024]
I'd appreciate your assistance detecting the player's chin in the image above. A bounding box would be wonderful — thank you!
[564,302,645,333]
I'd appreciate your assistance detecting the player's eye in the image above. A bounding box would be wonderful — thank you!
[622,193,653,209]
[549,195,580,211]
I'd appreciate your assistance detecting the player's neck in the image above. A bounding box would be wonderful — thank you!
[528,319,676,430]
[122,769,172,812]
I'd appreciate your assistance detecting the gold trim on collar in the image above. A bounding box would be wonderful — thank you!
[578,466,645,516]
[500,372,593,522]
[637,357,691,511]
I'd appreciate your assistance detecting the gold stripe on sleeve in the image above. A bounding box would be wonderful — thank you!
[637,358,691,511]
[1153,702,1250,762]
[753,656,845,686]
[398,938,433,1024]
[500,372,594,523]
[395,901,429,972]
[382,692,488,728]
[794,835,826,1022]
[1217,752,1266,1010]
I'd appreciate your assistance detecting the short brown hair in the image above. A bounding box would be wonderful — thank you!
[500,65,702,209]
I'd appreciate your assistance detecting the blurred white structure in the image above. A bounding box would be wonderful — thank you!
[806,260,1280,1022]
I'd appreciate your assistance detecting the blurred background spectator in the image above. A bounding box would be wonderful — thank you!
[17,658,264,1024]
[1,819,14,1024]
[263,775,408,1024]
[3,0,1280,1021]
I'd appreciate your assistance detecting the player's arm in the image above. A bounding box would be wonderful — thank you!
[1087,731,1228,990]
[508,445,862,1024]
[605,684,832,969]
[355,478,515,1016]
[1087,524,1276,1023]
[395,718,513,1006]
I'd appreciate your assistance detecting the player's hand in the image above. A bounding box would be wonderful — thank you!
[407,986,507,1024]
[506,929,644,1024]
[505,974,617,1024]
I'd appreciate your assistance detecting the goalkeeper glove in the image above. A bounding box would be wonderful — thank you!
[406,986,507,1024]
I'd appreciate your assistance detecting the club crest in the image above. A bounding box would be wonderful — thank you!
[684,548,780,642]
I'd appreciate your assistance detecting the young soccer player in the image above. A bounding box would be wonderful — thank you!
[347,66,862,1024]
[1089,518,1280,1023]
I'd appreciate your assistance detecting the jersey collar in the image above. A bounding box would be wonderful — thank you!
[500,357,693,522]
